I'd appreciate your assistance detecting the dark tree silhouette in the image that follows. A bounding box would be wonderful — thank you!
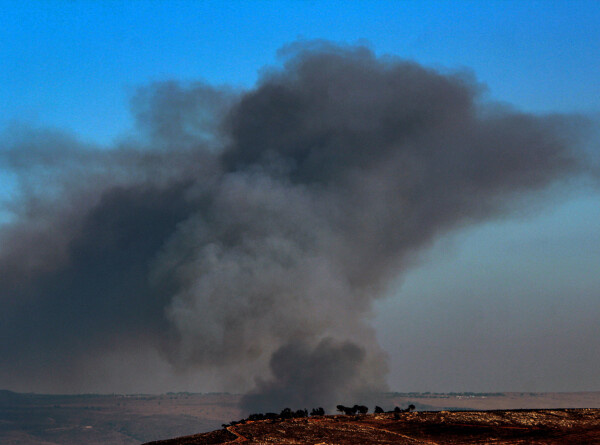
[374,406,384,414]
[344,406,358,415]
[311,407,325,416]
[355,405,368,414]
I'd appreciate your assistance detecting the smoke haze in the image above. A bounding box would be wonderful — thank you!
[0,42,593,412]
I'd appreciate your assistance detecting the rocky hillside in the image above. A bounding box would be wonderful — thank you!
[146,409,600,444]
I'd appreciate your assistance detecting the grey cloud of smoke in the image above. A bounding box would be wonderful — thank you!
[0,42,593,411]
[240,338,381,413]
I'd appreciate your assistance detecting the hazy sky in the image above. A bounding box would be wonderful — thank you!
[1,1,599,396]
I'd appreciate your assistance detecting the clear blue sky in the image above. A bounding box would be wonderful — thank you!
[1,0,599,393]
[2,0,599,144]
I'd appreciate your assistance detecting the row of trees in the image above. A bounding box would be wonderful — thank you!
[222,406,326,428]
[336,404,416,416]
[222,403,417,429]
[336,404,368,415]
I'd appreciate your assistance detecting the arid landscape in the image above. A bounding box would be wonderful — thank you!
[147,409,600,444]
[0,390,239,444]
[3,391,600,444]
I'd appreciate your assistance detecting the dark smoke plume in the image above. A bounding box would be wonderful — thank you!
[240,338,377,413]
[0,42,593,410]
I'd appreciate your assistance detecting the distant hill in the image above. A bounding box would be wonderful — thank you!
[0,391,241,444]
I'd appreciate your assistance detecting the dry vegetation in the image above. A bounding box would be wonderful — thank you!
[146,409,600,444]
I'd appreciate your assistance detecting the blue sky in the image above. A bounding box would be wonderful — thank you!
[2,1,599,145]
[1,1,599,393]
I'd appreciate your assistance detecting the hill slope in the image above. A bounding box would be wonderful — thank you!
[146,409,600,444]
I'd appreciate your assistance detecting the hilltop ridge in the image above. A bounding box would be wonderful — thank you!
[145,408,600,444]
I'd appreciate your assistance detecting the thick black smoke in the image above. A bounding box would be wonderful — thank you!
[0,42,592,410]
[240,338,376,413]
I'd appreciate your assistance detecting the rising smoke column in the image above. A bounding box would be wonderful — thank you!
[0,42,592,410]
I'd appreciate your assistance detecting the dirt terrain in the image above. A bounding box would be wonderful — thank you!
[146,409,600,444]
